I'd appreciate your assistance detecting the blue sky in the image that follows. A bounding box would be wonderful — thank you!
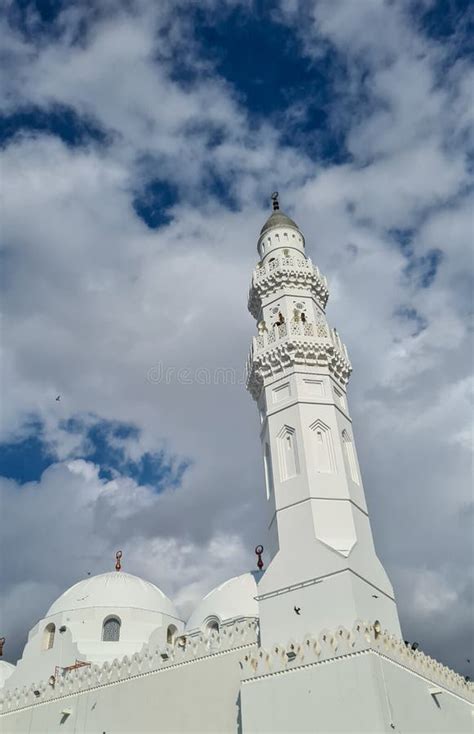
[1,0,473,674]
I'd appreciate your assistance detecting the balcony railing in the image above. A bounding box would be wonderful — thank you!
[252,320,349,360]
[253,255,326,284]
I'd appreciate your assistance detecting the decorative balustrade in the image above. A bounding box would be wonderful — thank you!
[255,321,350,365]
[254,319,336,354]
[254,255,313,281]
[248,256,329,317]
[246,321,352,397]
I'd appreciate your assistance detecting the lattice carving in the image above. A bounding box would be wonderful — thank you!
[248,257,329,318]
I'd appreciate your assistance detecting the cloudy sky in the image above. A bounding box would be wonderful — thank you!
[0,0,472,674]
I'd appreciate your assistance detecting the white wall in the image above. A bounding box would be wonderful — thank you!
[6,606,183,692]
[1,635,258,733]
[2,621,471,733]
[241,651,473,733]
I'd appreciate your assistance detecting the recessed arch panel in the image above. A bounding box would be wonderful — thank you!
[310,419,336,474]
[342,429,359,484]
[277,425,300,481]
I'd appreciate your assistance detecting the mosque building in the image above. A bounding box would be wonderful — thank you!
[1,198,471,732]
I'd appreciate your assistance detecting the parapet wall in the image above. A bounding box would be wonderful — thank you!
[0,620,259,715]
[240,620,472,702]
[2,618,471,733]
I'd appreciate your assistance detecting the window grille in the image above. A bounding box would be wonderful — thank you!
[102,617,121,642]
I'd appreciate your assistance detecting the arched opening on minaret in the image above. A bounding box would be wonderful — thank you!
[342,429,359,484]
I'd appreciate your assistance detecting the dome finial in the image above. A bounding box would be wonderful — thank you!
[271,191,279,212]
[115,550,123,571]
[255,544,264,570]
[0,637,5,657]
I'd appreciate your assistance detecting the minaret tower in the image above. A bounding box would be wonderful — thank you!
[247,194,402,647]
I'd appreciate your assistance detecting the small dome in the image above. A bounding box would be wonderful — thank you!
[0,661,15,688]
[186,572,259,632]
[260,210,300,236]
[47,571,178,619]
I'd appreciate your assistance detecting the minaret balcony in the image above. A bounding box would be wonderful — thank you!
[246,322,352,399]
[248,256,329,318]
[252,321,349,357]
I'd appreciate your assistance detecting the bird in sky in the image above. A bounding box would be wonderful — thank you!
[372,594,379,598]
[294,606,301,615]
[55,395,61,401]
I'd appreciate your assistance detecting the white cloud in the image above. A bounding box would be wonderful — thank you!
[0,0,472,673]
[0,460,251,658]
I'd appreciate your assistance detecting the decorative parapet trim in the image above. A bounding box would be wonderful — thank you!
[0,620,258,715]
[248,256,329,318]
[246,335,352,400]
[239,621,473,702]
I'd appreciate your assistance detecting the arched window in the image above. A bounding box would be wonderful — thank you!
[42,623,55,651]
[205,618,219,635]
[102,616,121,642]
[167,624,178,645]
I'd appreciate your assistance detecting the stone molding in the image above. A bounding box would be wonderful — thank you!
[239,621,473,702]
[246,337,352,400]
[0,621,258,715]
[248,256,329,319]
[3,620,471,717]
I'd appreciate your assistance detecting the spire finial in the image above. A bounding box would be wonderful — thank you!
[0,637,5,657]
[115,550,123,571]
[271,191,279,211]
[255,544,264,570]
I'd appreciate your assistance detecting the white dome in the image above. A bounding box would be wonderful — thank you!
[0,661,15,688]
[47,571,178,619]
[186,572,259,632]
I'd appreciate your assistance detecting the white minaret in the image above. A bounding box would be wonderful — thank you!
[247,194,402,648]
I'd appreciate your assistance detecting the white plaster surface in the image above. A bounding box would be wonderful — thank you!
[5,571,184,692]
[0,662,15,689]
[185,572,260,633]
